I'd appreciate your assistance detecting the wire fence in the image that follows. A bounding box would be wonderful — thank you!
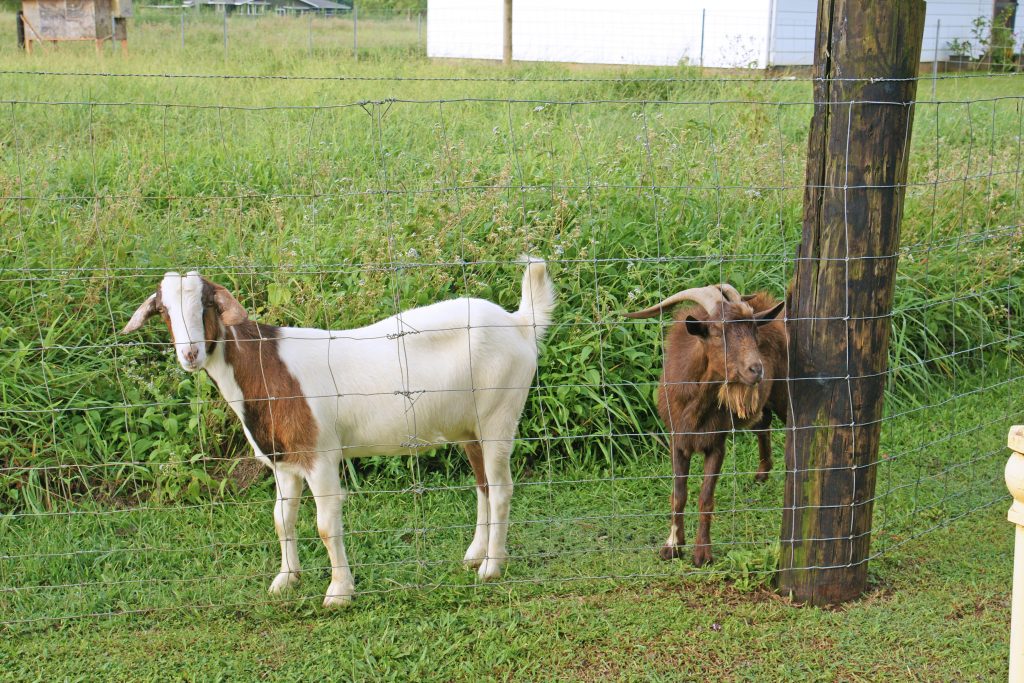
[0,54,1022,626]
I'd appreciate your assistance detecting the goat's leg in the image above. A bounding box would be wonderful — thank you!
[268,467,304,594]
[660,436,692,561]
[462,440,490,569]
[478,438,514,581]
[693,444,725,567]
[753,410,774,483]
[305,460,354,608]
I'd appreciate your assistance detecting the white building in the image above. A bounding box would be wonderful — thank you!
[427,0,1018,69]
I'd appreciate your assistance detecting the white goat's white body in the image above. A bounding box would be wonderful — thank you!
[278,299,539,459]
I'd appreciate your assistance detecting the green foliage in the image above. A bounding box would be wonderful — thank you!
[0,10,1021,516]
[971,6,1019,70]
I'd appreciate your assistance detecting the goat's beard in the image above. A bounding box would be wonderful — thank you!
[717,381,767,420]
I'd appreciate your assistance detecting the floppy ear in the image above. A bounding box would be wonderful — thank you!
[207,281,249,326]
[121,292,159,334]
[754,301,785,326]
[685,315,709,338]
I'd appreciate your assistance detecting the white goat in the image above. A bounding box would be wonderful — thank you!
[122,258,555,607]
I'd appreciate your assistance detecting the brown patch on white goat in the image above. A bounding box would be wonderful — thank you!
[218,317,319,471]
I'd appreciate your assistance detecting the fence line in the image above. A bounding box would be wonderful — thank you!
[0,66,1020,625]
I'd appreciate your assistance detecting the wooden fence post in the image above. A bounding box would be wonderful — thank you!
[503,0,512,66]
[777,0,927,605]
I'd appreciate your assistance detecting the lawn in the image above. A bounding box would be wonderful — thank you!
[0,9,1022,680]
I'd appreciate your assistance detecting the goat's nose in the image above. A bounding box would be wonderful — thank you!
[748,361,764,381]
[183,346,199,364]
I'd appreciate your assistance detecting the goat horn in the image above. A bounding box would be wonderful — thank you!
[624,285,726,319]
[717,283,742,303]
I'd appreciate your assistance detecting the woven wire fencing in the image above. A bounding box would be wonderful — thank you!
[0,68,1021,626]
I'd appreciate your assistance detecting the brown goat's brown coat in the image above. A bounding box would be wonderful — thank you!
[652,292,787,566]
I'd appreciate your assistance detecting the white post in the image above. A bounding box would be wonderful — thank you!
[699,9,706,69]
[1006,425,1024,681]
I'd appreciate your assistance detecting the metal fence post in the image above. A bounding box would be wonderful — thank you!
[222,8,227,58]
[181,10,185,50]
[1007,426,1024,680]
[699,9,705,68]
[353,4,358,61]
[932,19,940,100]
[308,12,312,56]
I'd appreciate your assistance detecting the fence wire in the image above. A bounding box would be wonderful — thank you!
[0,62,1022,628]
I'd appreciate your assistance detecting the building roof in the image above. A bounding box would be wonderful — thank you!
[296,0,351,10]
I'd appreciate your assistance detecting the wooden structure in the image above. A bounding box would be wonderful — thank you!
[19,0,132,54]
[777,0,927,605]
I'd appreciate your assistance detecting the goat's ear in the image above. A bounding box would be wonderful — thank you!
[209,282,249,326]
[120,292,159,334]
[685,315,709,338]
[754,301,785,326]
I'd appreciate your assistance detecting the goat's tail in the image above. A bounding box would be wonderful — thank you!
[516,255,556,345]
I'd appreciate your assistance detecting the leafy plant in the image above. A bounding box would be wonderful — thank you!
[971,6,1019,70]
[946,37,973,59]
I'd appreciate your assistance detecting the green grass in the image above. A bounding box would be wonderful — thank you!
[0,11,1022,678]
[0,511,1012,681]
[0,385,1016,680]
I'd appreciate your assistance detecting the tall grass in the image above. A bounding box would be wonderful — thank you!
[0,13,1021,516]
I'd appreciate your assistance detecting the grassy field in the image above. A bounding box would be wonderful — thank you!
[0,10,1022,679]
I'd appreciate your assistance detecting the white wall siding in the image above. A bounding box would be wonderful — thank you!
[428,0,774,68]
[427,0,503,60]
[427,0,1011,68]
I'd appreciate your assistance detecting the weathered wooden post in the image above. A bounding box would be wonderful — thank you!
[16,11,25,49]
[777,0,927,605]
[503,0,512,66]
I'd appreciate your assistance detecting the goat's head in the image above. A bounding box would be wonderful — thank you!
[626,284,784,386]
[120,272,249,372]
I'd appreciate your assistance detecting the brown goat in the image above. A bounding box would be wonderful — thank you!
[626,285,787,566]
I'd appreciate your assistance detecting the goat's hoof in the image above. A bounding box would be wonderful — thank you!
[463,545,488,569]
[659,544,685,561]
[692,547,714,567]
[477,559,504,581]
[323,583,355,608]
[754,471,770,483]
[268,571,300,594]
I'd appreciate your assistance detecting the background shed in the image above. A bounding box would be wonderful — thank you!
[19,0,132,53]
